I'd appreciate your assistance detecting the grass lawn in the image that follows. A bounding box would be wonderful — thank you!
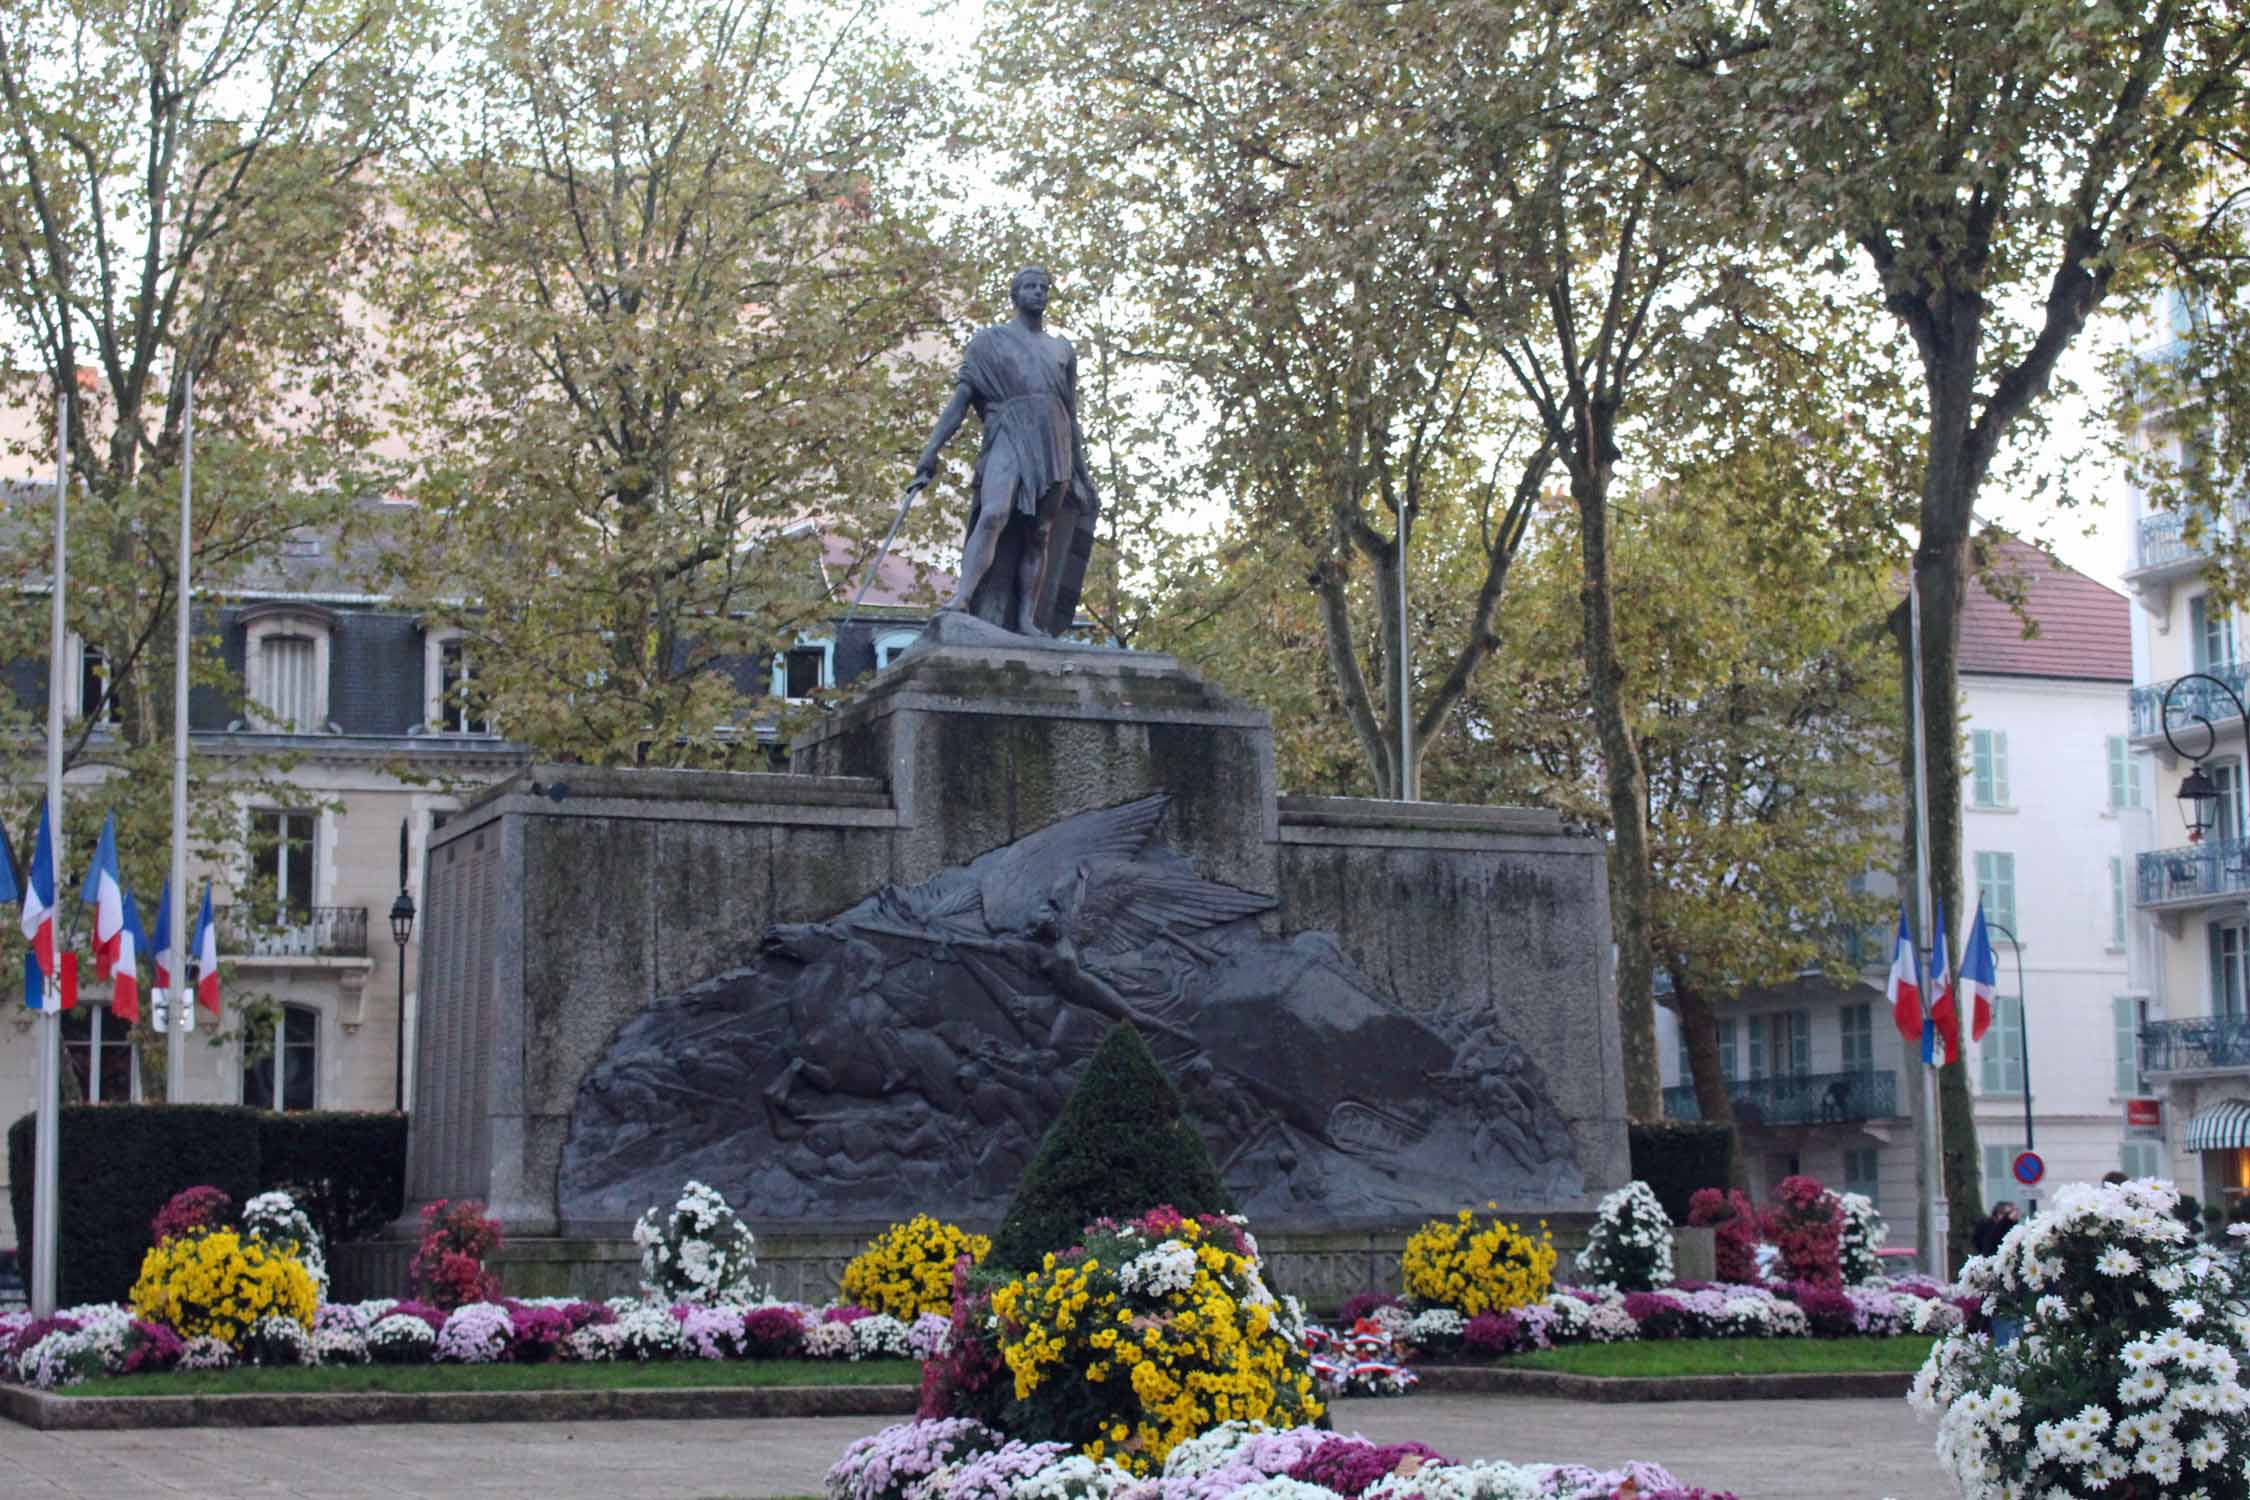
[56,1358,920,1398]
[1496,1336,1933,1378]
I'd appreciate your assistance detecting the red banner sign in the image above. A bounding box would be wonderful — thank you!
[2127,1098,2162,1128]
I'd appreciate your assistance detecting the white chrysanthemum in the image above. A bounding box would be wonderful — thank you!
[2121,1369,2167,1405]
[2096,1247,2139,1277]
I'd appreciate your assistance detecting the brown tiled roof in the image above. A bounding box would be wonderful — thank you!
[1958,535,2131,682]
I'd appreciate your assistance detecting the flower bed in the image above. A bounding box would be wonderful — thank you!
[1323,1277,1969,1366]
[827,1418,1737,1500]
[1913,1178,2250,1499]
[0,1295,949,1390]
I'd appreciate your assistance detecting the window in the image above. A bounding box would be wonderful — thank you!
[2121,1139,2166,1182]
[1747,1016,1767,1079]
[874,630,919,670]
[1716,1019,1737,1082]
[242,1004,317,1112]
[1984,1141,2027,1209]
[2115,996,2150,1096]
[1839,1003,1874,1073]
[2214,761,2248,843]
[1979,994,2024,1095]
[63,1004,135,1103]
[772,639,834,700]
[1788,1007,1811,1076]
[2107,737,2141,810]
[260,635,319,726]
[250,810,316,926]
[2192,595,2237,672]
[2111,857,2127,948]
[1673,1022,1690,1087]
[1975,852,2017,935]
[1843,1147,1880,1208]
[2213,923,2250,1019]
[1970,730,2009,807]
[242,606,334,731]
[76,642,120,726]
[437,639,491,734]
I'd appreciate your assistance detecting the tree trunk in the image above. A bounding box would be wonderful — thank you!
[1575,461,1661,1120]
[1671,976,1747,1190]
[1915,527,1986,1271]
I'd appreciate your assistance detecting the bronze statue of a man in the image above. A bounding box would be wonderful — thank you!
[911,267,1100,637]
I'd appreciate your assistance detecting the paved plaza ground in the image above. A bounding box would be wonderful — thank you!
[0,1393,1941,1500]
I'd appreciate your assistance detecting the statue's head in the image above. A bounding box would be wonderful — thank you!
[1010,266,1052,315]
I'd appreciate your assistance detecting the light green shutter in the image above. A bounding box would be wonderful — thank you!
[2115,996,2140,1096]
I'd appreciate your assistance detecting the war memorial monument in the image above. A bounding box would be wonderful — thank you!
[388,269,1630,1303]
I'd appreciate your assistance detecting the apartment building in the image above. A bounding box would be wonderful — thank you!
[1659,539,2137,1247]
[2122,445,2250,1213]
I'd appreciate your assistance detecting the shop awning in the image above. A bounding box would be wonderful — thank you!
[2183,1098,2250,1152]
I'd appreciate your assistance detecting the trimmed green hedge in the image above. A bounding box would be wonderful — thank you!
[988,1022,1233,1272]
[1629,1119,1734,1223]
[8,1106,405,1306]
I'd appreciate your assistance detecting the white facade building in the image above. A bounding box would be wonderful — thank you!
[2122,460,2250,1220]
[1659,539,2139,1251]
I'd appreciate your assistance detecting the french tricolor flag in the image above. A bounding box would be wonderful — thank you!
[18,802,56,989]
[1964,900,1999,1044]
[79,812,125,980]
[1885,908,1921,1043]
[193,881,220,1017]
[110,886,147,1025]
[1924,902,1959,1068]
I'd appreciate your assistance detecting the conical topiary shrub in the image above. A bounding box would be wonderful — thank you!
[986,1021,1234,1271]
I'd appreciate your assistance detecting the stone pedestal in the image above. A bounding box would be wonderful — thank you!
[406,632,1630,1257]
[791,627,1278,897]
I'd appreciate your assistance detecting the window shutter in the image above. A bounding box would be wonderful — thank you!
[2114,996,2138,1096]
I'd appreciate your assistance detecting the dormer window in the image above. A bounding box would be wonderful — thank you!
[64,634,120,725]
[241,605,336,732]
[772,638,834,701]
[424,628,495,734]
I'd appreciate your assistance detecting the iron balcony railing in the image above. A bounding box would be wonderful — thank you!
[2140,512,2196,572]
[1662,1068,1898,1127]
[2130,662,2250,741]
[2136,842,2250,908]
[214,905,370,959]
[2142,1016,2250,1076]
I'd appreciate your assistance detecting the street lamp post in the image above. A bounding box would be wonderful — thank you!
[389,818,416,1114]
[2160,673,2250,848]
[1986,918,2033,1209]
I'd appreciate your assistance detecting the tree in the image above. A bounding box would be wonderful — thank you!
[987,1021,1232,1272]
[1688,0,2250,1264]
[979,0,1557,802]
[380,0,956,766]
[0,0,418,1066]
[1478,452,1899,1175]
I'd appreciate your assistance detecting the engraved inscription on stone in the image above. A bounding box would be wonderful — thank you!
[559,795,1583,1228]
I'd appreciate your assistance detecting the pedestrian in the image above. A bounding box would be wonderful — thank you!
[1972,1200,2019,1259]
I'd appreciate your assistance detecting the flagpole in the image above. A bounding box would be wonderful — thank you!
[1908,573,1948,1282]
[168,366,194,1093]
[33,388,68,1317]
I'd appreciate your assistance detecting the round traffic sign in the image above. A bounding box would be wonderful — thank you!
[2012,1150,2045,1187]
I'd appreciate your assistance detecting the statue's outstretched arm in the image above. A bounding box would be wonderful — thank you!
[914,381,975,484]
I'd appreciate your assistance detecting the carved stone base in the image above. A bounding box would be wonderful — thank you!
[791,634,1279,896]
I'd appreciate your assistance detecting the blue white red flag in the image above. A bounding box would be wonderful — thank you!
[110,886,146,1024]
[1924,902,1958,1067]
[1963,901,1999,1044]
[18,802,56,988]
[79,812,126,980]
[151,880,173,994]
[193,881,220,1017]
[1885,908,1921,1042]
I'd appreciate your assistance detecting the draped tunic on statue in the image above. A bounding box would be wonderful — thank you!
[958,320,1097,524]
